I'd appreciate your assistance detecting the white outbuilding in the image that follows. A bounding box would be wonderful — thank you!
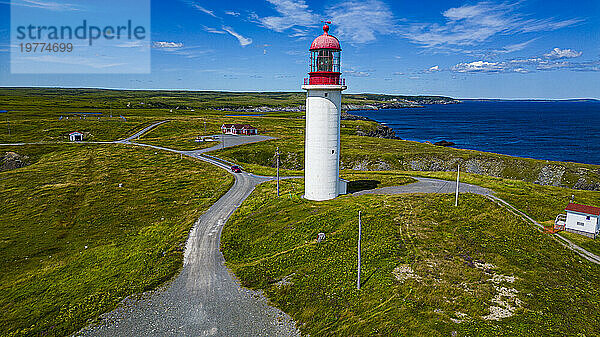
[69,132,83,141]
[564,203,600,238]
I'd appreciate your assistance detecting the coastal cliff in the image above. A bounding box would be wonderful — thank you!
[338,154,600,191]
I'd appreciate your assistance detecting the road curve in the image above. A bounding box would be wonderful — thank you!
[352,177,492,197]
[76,132,301,336]
[352,177,600,265]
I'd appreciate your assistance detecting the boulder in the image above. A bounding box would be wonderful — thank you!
[434,140,456,147]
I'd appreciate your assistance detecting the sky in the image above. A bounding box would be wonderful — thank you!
[0,0,598,99]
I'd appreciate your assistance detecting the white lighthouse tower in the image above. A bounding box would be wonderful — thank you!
[302,23,347,201]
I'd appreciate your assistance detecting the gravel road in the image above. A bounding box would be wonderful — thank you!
[352,177,492,196]
[76,130,301,336]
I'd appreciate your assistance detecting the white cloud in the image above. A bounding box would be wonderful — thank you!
[544,47,582,59]
[345,70,371,77]
[452,48,597,74]
[494,38,539,54]
[153,41,184,49]
[569,60,600,72]
[428,65,440,72]
[203,26,227,34]
[222,26,253,46]
[255,0,318,32]
[225,11,241,17]
[289,28,310,39]
[253,0,394,45]
[153,43,212,58]
[536,60,570,70]
[326,0,395,44]
[403,2,583,50]
[190,3,218,18]
[452,60,504,73]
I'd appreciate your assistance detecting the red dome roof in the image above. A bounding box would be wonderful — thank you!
[310,25,341,51]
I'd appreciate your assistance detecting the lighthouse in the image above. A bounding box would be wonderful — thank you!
[302,23,347,201]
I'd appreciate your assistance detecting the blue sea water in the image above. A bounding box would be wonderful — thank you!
[352,100,600,165]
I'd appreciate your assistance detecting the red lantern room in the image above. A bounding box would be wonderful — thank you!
[305,23,345,86]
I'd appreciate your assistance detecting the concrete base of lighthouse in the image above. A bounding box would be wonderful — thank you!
[302,84,347,201]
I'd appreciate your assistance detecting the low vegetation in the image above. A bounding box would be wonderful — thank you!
[2,88,600,336]
[0,145,232,336]
[222,179,600,336]
[560,231,600,258]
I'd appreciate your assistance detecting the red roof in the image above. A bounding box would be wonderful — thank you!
[565,203,600,216]
[310,25,341,51]
[222,124,256,130]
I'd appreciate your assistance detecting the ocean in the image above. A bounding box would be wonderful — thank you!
[352,100,600,165]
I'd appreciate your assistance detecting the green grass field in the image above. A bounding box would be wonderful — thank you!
[222,179,600,336]
[2,88,600,337]
[0,144,232,336]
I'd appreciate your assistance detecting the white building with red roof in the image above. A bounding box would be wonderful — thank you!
[221,124,258,135]
[564,203,600,238]
[69,131,83,141]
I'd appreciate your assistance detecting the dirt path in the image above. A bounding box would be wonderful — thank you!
[76,125,300,336]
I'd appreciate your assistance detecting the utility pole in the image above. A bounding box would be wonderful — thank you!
[357,210,362,290]
[204,121,207,132]
[276,147,280,197]
[455,164,460,207]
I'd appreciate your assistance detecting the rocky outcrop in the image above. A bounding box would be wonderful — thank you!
[573,178,600,191]
[434,140,456,147]
[1,152,29,172]
[340,112,373,121]
[534,165,566,186]
[356,124,399,140]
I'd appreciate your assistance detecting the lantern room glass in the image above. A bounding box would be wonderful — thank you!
[310,49,340,73]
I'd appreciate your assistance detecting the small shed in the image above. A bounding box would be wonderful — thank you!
[69,132,83,142]
[221,124,258,135]
[564,203,600,238]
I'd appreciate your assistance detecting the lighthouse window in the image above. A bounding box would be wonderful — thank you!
[310,50,340,73]
[318,50,333,71]
[332,150,335,154]
[324,93,328,97]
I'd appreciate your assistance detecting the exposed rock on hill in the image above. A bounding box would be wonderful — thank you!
[356,124,399,140]
[1,152,30,172]
[434,140,456,147]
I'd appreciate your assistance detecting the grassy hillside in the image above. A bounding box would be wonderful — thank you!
[0,145,232,336]
[222,179,600,336]
[2,87,600,337]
